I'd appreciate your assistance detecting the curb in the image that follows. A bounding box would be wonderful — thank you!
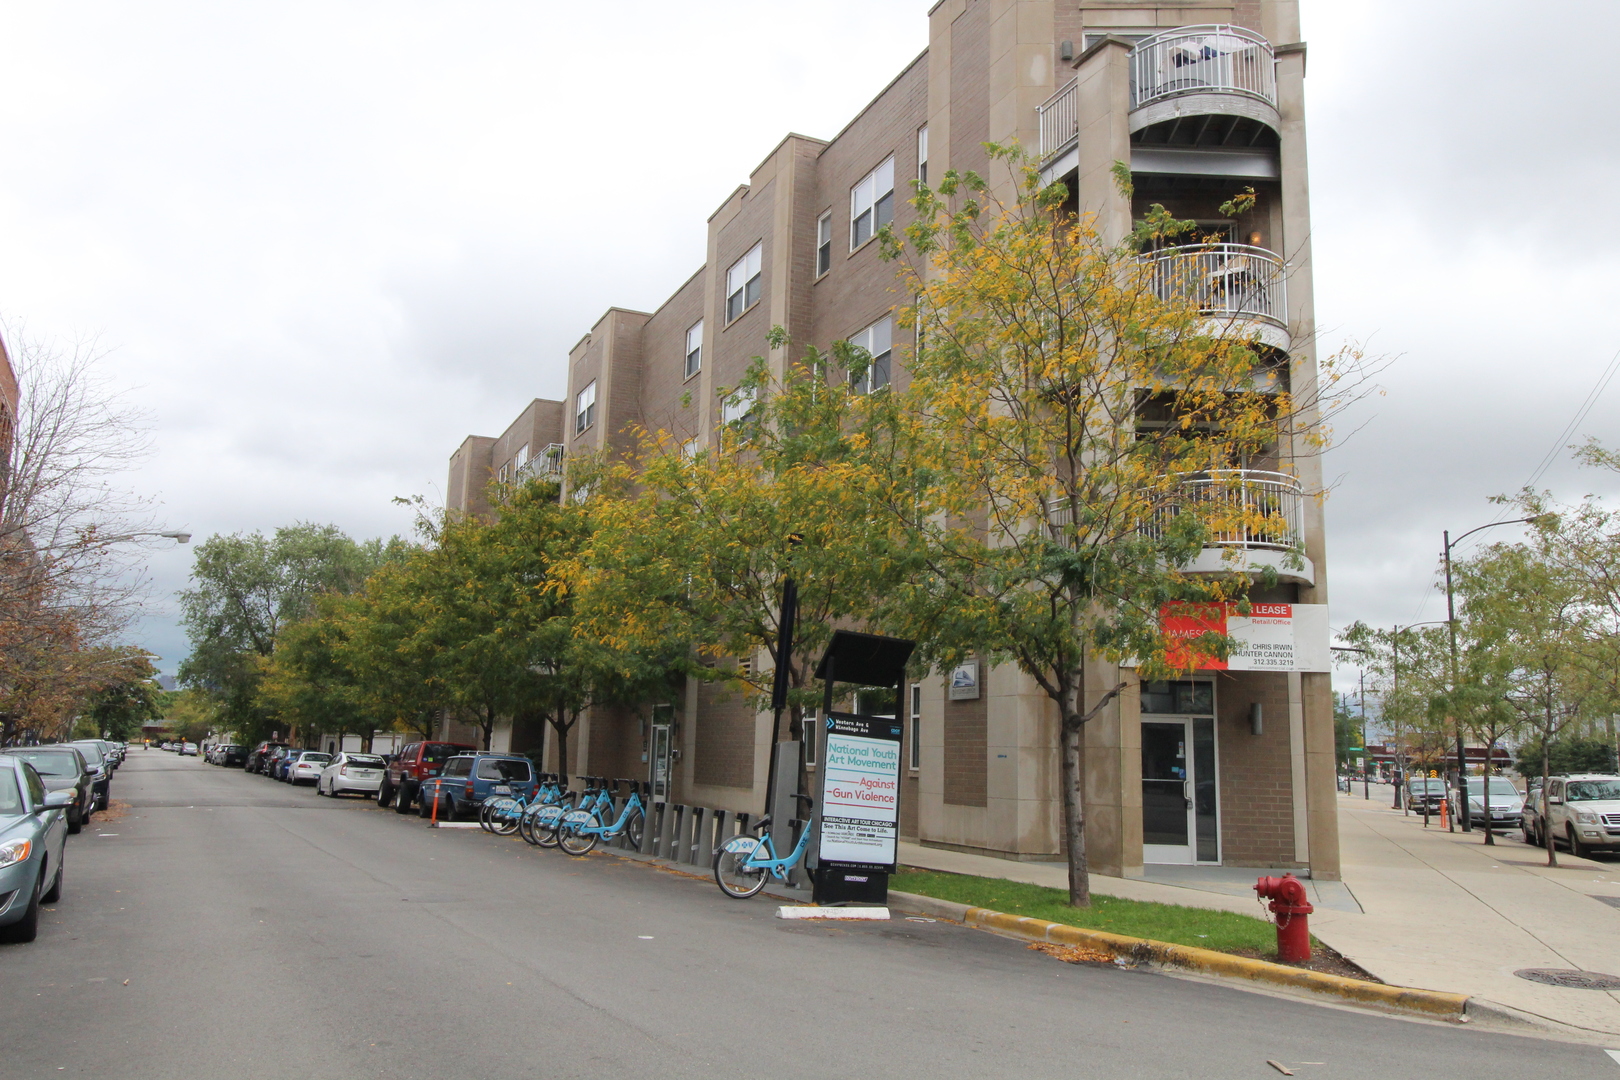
[887,890,1470,1021]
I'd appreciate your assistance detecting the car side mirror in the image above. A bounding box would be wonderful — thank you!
[42,790,74,811]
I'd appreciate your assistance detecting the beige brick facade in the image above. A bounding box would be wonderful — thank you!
[446,0,1338,878]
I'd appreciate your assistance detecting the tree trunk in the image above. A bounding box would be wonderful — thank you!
[1060,719,1090,907]
[1542,737,1556,868]
[551,715,572,790]
[482,705,495,751]
[1482,735,1495,846]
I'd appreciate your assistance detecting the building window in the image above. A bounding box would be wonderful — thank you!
[917,125,928,185]
[516,443,529,466]
[909,684,921,771]
[816,212,832,277]
[725,242,763,323]
[848,316,892,394]
[574,380,597,435]
[850,155,895,249]
[721,385,757,426]
[498,463,510,484]
[685,320,703,379]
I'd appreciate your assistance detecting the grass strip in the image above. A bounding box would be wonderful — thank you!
[892,868,1283,954]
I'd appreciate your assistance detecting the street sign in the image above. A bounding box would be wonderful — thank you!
[1348,746,1364,753]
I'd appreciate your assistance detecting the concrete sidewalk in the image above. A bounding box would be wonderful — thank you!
[898,791,1620,1035]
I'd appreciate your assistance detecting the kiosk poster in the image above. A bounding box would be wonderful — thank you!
[818,712,903,870]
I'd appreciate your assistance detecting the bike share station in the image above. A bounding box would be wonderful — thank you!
[769,630,912,917]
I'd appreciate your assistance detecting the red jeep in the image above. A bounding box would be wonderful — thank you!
[378,741,475,814]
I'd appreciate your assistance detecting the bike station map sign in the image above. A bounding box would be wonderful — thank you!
[1162,603,1331,672]
[818,712,903,871]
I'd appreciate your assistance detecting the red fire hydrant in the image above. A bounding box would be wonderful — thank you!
[1254,873,1314,963]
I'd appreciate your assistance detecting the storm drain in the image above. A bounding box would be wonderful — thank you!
[1513,968,1620,990]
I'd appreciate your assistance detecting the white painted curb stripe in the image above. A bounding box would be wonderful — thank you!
[1604,1049,1620,1066]
[429,822,483,829]
[776,906,890,920]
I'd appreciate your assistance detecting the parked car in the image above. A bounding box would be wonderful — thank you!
[285,751,331,785]
[316,753,387,798]
[64,741,112,811]
[264,746,298,780]
[0,755,72,943]
[1450,776,1525,831]
[1539,774,1620,858]
[417,753,539,821]
[245,741,286,773]
[1403,776,1447,814]
[208,744,247,767]
[1521,780,1545,844]
[179,742,198,756]
[378,741,475,815]
[0,747,93,834]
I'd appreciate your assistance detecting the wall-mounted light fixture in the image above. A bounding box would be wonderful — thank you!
[1248,230,1264,246]
[1249,702,1264,736]
[1060,39,1074,61]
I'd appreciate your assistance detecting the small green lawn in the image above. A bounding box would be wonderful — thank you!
[891,868,1281,954]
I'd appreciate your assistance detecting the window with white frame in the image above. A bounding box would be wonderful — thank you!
[720,385,757,425]
[816,212,832,277]
[917,125,928,185]
[574,380,597,435]
[848,316,892,394]
[684,320,703,379]
[909,684,921,770]
[850,156,895,249]
[725,243,763,323]
[516,443,529,466]
[681,436,702,459]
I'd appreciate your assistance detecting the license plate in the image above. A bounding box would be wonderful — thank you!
[492,785,511,794]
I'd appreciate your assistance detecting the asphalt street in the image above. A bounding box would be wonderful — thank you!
[2,751,1617,1080]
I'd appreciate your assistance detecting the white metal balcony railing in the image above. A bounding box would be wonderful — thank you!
[1147,243,1286,327]
[1037,26,1276,159]
[1046,471,1302,552]
[518,443,565,479]
[1142,470,1304,552]
[1130,25,1276,112]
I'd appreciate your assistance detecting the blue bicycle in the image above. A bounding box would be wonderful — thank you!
[713,794,814,899]
[522,777,611,849]
[482,775,563,835]
[558,780,647,856]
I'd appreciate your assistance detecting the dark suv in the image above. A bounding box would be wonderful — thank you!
[246,741,288,773]
[417,754,539,821]
[379,741,475,814]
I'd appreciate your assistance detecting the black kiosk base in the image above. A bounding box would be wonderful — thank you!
[812,864,889,906]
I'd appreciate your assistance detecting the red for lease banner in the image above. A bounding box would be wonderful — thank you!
[1161,603,1330,672]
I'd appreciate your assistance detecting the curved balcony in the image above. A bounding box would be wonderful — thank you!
[1128,26,1279,145]
[1146,469,1313,584]
[1146,243,1289,351]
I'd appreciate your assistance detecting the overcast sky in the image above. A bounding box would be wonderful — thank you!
[1,1,1617,694]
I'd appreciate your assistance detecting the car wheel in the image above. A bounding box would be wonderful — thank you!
[417,792,432,819]
[0,866,42,943]
[1569,825,1588,860]
[41,860,62,904]
[67,809,82,836]
[377,780,395,808]
[395,783,415,815]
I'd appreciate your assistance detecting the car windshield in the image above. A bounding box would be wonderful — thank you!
[0,767,22,814]
[346,755,385,766]
[1407,779,1445,793]
[1566,780,1620,801]
[1462,779,1520,795]
[476,759,532,782]
[4,751,80,777]
[423,744,461,764]
[69,743,105,766]
[299,753,331,764]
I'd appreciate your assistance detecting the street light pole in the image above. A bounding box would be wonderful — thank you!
[1442,516,1541,835]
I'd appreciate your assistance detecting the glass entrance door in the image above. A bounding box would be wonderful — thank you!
[1142,720,1194,864]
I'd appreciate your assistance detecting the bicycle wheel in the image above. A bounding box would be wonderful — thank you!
[713,846,769,899]
[559,812,601,856]
[517,805,544,846]
[532,806,564,849]
[622,808,645,851]
[491,800,521,836]
[478,798,498,832]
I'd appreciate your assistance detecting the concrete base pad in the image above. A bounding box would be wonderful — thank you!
[777,906,890,920]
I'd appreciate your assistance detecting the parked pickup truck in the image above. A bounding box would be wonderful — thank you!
[416,753,540,822]
[378,741,475,814]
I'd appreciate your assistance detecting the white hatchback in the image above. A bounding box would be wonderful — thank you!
[317,753,388,798]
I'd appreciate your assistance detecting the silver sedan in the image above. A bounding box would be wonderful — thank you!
[317,753,387,798]
[286,752,332,786]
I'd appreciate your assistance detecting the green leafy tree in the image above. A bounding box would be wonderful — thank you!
[177,524,404,744]
[79,653,162,741]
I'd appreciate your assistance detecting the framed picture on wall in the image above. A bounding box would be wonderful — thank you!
[949,660,979,701]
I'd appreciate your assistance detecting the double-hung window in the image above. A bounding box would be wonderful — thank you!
[725,243,763,323]
[850,156,895,249]
[917,126,928,185]
[848,316,893,394]
[574,380,597,435]
[816,212,832,277]
[684,320,703,379]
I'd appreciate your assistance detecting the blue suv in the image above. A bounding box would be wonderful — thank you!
[417,754,539,821]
